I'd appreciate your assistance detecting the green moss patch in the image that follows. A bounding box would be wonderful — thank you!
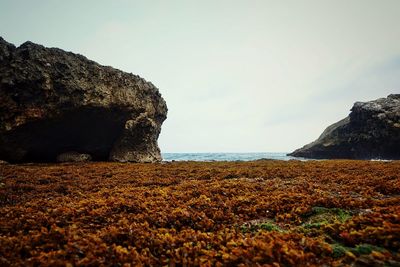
[240,218,283,233]
[303,206,352,225]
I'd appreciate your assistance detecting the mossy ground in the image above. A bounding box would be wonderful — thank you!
[0,160,399,266]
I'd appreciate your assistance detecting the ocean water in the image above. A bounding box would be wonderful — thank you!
[161,152,303,162]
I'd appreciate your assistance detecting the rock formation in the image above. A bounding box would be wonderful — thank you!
[289,94,400,159]
[0,37,167,163]
[56,152,92,163]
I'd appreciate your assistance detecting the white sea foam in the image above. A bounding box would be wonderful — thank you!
[161,152,306,162]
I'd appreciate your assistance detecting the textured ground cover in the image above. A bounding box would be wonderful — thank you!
[0,160,399,266]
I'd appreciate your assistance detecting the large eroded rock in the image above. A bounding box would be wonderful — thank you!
[0,37,167,163]
[289,94,400,159]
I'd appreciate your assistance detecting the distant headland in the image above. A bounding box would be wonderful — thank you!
[289,94,400,160]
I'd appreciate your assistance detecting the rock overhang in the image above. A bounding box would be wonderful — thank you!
[0,37,167,163]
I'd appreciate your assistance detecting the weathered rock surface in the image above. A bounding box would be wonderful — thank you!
[0,37,167,163]
[56,152,92,163]
[289,94,400,159]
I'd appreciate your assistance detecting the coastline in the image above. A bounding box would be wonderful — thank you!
[161,152,396,162]
[162,152,304,162]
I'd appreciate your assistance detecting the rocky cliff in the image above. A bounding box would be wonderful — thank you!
[0,37,167,163]
[289,94,400,159]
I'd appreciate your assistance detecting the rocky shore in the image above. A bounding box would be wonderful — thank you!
[0,37,167,163]
[0,160,399,265]
[289,94,400,159]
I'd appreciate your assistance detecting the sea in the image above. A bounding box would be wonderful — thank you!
[161,152,304,162]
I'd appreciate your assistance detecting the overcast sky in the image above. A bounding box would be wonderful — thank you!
[1,0,399,152]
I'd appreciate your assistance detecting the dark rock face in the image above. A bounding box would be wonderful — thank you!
[56,152,92,163]
[0,37,167,163]
[289,94,400,159]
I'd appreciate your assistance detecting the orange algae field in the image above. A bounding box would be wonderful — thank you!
[0,160,399,266]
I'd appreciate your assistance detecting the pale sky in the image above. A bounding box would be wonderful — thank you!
[1,0,399,152]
